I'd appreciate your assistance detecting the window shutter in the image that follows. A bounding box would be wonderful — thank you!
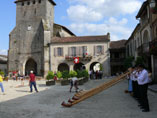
[54,48,56,56]
[102,45,104,54]
[62,47,64,56]
[94,46,96,56]
[76,47,79,56]
[85,46,87,54]
[68,47,72,56]
[68,47,70,56]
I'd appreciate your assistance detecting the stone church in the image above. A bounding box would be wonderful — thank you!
[8,0,111,77]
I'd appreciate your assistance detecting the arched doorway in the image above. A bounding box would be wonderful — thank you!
[58,63,69,72]
[90,62,100,72]
[25,58,37,75]
[143,30,149,43]
[74,62,85,71]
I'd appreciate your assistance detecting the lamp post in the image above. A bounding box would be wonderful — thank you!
[150,0,156,8]
[150,0,157,13]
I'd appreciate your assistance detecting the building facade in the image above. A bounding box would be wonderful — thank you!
[8,0,111,76]
[110,40,126,75]
[126,0,157,83]
[0,55,7,74]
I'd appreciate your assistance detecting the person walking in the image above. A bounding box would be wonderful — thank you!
[29,71,38,93]
[69,76,79,93]
[135,64,150,112]
[89,70,92,80]
[0,74,5,95]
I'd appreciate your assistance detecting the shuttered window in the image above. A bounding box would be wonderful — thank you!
[57,47,63,56]
[54,47,63,56]
[71,47,76,56]
[94,45,104,55]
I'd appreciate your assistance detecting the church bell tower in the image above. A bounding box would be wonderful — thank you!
[8,0,56,76]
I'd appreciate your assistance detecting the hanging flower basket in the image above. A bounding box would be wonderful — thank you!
[150,45,157,55]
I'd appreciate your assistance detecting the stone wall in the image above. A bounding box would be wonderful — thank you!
[8,0,55,76]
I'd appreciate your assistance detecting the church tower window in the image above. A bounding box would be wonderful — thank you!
[33,0,36,4]
[22,2,24,6]
[27,2,30,5]
[34,9,36,15]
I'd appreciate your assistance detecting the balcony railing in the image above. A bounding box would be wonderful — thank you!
[137,43,150,55]
[65,54,92,61]
[110,58,125,62]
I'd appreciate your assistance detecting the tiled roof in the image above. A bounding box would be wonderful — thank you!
[125,23,140,45]
[15,0,56,5]
[50,35,110,44]
[110,40,127,49]
[136,1,148,18]
[0,55,7,64]
[54,23,76,36]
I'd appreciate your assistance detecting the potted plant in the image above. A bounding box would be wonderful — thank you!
[82,70,89,83]
[55,71,62,84]
[69,70,77,78]
[76,70,84,85]
[46,71,55,86]
[61,71,70,86]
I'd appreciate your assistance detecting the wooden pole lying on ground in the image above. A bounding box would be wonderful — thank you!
[61,72,130,107]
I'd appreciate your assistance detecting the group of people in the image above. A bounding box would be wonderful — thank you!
[0,70,38,95]
[89,70,103,80]
[127,64,151,112]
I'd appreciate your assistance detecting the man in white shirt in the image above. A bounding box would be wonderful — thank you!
[135,64,150,112]
[69,76,79,92]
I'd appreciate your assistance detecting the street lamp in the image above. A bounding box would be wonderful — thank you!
[150,0,156,9]
[150,0,157,14]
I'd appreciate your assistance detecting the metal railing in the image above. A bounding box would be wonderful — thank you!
[65,53,92,61]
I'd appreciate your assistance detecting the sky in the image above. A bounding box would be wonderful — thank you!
[0,0,145,55]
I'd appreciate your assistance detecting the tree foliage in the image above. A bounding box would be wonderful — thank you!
[135,56,144,66]
[124,56,134,69]
[46,71,54,81]
[62,71,70,80]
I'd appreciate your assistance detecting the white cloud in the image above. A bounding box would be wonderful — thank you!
[67,0,142,22]
[0,49,7,55]
[69,18,131,41]
[67,5,103,23]
[66,0,142,40]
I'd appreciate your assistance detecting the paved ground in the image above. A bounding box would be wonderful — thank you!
[0,78,157,118]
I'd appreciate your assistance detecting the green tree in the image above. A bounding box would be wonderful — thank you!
[56,71,62,79]
[76,70,83,78]
[124,56,134,69]
[135,56,144,66]
[62,71,70,80]
[82,70,89,78]
[0,71,4,76]
[100,64,103,71]
[69,70,77,78]
[46,71,54,81]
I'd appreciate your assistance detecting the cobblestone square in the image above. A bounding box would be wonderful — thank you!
[0,78,157,118]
